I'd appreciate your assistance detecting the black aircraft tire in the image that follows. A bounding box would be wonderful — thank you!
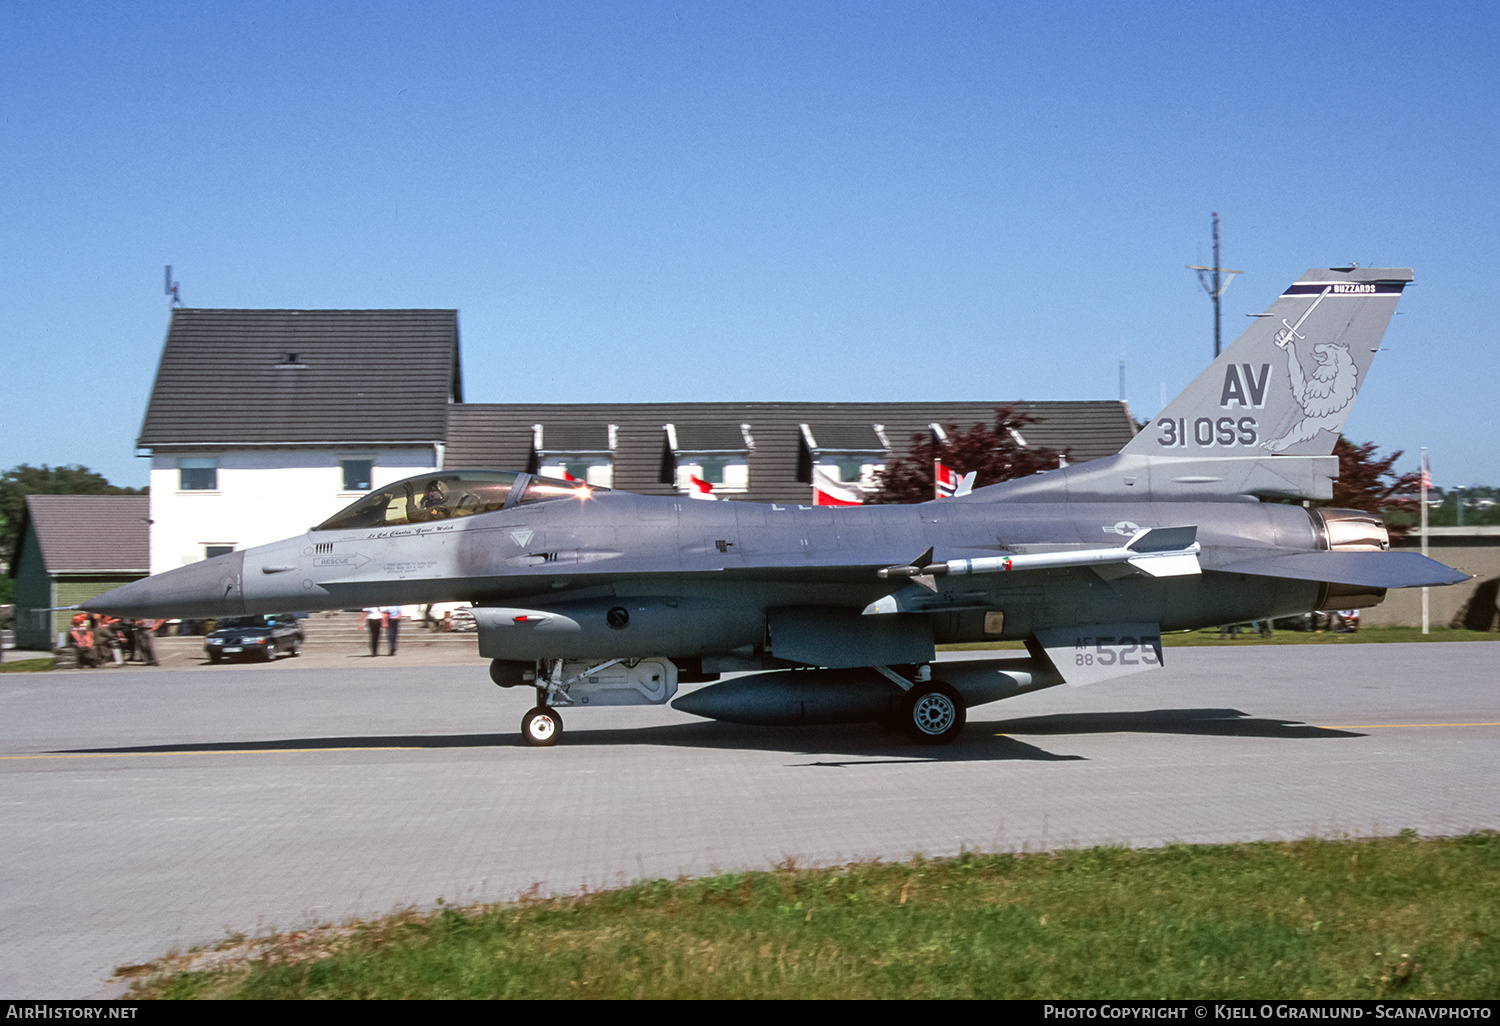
[522,706,563,747]
[902,681,966,745]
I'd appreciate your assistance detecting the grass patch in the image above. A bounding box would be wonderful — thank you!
[122,833,1500,999]
[0,657,54,673]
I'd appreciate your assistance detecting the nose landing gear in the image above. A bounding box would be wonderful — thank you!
[521,705,563,746]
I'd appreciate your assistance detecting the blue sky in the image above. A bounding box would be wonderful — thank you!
[4,1,1497,489]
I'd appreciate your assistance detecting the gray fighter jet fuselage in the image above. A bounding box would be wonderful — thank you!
[102,487,1388,645]
[86,267,1467,746]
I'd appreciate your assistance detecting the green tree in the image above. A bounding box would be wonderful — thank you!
[1315,438,1422,540]
[0,464,147,570]
[867,408,1065,504]
[1326,438,1419,513]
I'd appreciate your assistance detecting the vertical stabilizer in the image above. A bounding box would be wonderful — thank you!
[1123,267,1412,459]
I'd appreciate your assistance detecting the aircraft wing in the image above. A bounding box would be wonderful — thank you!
[1216,550,1469,589]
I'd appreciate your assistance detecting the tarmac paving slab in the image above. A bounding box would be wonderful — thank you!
[0,642,1495,997]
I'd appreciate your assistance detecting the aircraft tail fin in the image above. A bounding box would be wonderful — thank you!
[1122,266,1412,459]
[977,266,1412,503]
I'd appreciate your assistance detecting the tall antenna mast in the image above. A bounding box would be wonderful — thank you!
[1118,338,1126,402]
[1187,212,1242,358]
[165,265,182,309]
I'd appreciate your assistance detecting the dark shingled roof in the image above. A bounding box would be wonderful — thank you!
[21,495,150,573]
[446,401,1136,504]
[138,309,461,447]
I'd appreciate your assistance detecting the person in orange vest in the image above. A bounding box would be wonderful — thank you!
[69,615,98,668]
[96,616,124,666]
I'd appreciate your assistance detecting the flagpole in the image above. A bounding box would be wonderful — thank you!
[1420,447,1429,635]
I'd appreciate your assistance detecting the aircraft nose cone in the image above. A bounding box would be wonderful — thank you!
[83,551,247,619]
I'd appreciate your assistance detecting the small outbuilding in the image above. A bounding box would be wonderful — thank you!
[9,495,149,650]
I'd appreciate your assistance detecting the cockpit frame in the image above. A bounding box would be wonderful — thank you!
[314,471,602,532]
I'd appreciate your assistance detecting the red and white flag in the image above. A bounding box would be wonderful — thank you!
[687,475,717,500]
[812,466,863,506]
[934,461,976,500]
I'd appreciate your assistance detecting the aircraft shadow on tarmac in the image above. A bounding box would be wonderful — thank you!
[59,723,1072,762]
[982,708,1364,740]
[59,707,1358,763]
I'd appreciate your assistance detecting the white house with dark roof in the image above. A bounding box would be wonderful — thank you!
[137,309,462,574]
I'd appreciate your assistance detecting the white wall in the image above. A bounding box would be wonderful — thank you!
[148,448,438,574]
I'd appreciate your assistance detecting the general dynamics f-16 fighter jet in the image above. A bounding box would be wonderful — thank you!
[87,267,1467,746]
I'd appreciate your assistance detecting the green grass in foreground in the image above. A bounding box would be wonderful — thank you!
[0,657,54,673]
[125,833,1500,999]
[942,625,1500,652]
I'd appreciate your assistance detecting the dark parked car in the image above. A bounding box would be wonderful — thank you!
[204,614,304,662]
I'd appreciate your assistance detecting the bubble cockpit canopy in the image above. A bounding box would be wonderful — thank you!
[315,471,602,531]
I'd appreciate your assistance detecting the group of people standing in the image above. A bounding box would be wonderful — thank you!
[364,606,406,656]
[68,614,160,667]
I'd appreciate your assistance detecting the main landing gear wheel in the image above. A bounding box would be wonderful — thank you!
[522,706,563,747]
[902,681,966,745]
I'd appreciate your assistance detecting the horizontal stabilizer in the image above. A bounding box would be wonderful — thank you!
[1217,551,1469,589]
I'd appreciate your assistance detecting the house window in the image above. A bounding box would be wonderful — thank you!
[675,459,749,494]
[540,459,613,488]
[341,459,373,492]
[204,545,234,560]
[179,458,218,491]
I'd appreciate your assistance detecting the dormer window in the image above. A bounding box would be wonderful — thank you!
[664,422,753,496]
[799,423,885,494]
[533,422,616,488]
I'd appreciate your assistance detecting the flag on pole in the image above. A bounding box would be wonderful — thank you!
[934,462,976,500]
[812,466,863,506]
[687,475,717,500]
[1420,446,1430,634]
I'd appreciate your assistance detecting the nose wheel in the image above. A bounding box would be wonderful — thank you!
[522,706,563,747]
